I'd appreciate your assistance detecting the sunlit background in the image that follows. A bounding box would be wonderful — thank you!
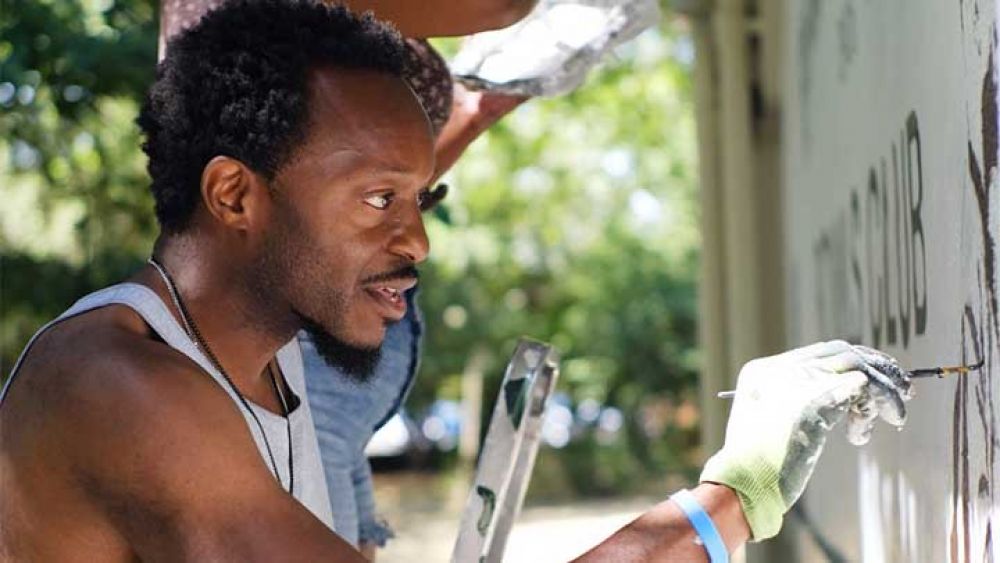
[1,1,701,558]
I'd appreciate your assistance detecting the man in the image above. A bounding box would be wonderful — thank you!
[1,2,427,560]
[0,1,911,561]
[159,0,531,555]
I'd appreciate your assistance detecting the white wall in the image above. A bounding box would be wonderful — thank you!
[783,0,1000,560]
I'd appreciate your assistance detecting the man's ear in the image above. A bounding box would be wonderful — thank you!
[200,156,270,232]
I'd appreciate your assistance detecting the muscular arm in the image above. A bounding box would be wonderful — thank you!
[573,483,750,562]
[63,341,364,562]
[334,0,538,37]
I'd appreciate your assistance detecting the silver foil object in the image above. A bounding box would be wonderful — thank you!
[451,0,662,97]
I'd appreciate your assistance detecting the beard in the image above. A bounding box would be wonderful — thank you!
[251,187,383,382]
[300,315,382,382]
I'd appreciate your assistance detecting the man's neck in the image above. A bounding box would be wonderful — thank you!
[138,235,298,405]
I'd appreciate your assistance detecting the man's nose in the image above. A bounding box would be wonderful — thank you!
[388,203,430,264]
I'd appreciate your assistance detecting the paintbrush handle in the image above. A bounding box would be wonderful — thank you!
[720,364,980,397]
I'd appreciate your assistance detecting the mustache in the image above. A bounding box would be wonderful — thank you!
[360,264,420,285]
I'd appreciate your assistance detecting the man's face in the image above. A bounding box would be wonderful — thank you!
[253,67,434,378]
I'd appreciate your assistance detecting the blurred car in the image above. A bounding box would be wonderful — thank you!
[420,399,462,452]
[365,393,626,469]
[364,410,429,466]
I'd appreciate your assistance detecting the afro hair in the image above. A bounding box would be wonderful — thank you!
[137,0,407,233]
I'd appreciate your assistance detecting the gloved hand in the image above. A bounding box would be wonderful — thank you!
[699,340,912,540]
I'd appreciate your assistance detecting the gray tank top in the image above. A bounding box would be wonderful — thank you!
[0,282,335,530]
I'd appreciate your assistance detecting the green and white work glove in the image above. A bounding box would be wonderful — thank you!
[700,340,913,540]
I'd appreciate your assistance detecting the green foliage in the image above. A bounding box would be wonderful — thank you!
[1,2,702,494]
[420,20,703,488]
[1,0,159,372]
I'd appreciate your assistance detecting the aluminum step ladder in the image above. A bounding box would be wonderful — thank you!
[451,339,561,563]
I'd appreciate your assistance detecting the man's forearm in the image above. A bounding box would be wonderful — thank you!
[431,85,528,183]
[572,483,750,562]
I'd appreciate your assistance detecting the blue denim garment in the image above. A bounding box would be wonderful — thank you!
[300,288,422,547]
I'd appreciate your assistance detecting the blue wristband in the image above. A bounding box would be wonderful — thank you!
[670,489,729,563]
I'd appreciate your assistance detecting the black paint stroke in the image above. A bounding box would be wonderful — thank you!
[952,23,999,559]
[968,48,1000,340]
[906,113,929,336]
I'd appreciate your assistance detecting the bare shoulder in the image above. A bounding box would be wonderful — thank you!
[0,304,254,489]
[0,306,244,557]
[0,306,350,559]
[3,303,228,429]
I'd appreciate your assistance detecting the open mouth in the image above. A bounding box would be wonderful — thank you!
[372,285,403,303]
[362,278,417,322]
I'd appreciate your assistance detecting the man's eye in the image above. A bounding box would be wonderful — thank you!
[363,192,393,210]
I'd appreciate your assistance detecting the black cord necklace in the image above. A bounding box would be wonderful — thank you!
[147,257,294,495]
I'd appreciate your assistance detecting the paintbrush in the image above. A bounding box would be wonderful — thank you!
[716,360,985,399]
[908,360,984,378]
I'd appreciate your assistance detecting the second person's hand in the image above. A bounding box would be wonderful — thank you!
[700,340,913,540]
